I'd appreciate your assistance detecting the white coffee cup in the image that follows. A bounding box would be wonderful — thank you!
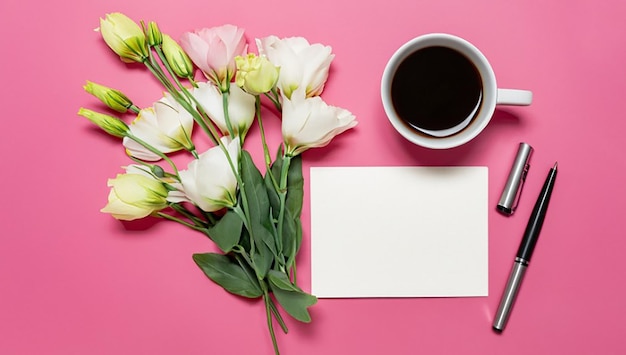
[381,33,532,149]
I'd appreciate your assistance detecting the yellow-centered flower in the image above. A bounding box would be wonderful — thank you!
[235,53,280,95]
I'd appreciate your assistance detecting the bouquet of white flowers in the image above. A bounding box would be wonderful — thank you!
[78,13,357,354]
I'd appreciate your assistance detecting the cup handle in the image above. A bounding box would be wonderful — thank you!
[496,89,533,106]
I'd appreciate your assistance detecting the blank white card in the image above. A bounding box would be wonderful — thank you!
[310,166,488,298]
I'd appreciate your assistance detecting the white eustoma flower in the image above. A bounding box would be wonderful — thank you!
[192,82,255,139]
[281,88,357,156]
[256,36,334,99]
[123,94,195,161]
[101,165,169,221]
[176,137,241,212]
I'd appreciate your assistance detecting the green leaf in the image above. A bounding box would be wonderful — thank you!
[284,155,304,267]
[285,216,303,269]
[268,269,299,291]
[206,209,243,253]
[264,148,280,218]
[265,149,283,220]
[240,150,278,256]
[265,151,304,219]
[284,154,304,219]
[265,151,304,265]
[240,150,271,229]
[268,270,317,323]
[252,229,274,278]
[193,253,262,298]
[280,208,297,266]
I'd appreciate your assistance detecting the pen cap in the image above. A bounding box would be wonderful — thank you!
[497,142,533,215]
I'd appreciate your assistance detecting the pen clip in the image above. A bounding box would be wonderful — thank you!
[511,161,530,212]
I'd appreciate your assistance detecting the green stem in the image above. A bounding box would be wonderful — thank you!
[232,204,256,269]
[196,207,217,227]
[292,259,298,284]
[169,203,205,227]
[268,297,289,334]
[235,244,286,344]
[275,155,292,257]
[145,50,220,146]
[177,85,221,145]
[129,104,141,114]
[144,60,177,94]
[156,212,204,232]
[233,245,255,269]
[263,289,280,355]
[232,205,251,233]
[155,46,184,88]
[267,87,282,112]
[154,46,213,146]
[222,89,236,139]
[127,133,179,175]
[255,96,274,174]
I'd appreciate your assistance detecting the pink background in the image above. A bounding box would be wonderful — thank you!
[1,0,625,354]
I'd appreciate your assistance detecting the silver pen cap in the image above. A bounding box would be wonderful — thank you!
[497,142,533,215]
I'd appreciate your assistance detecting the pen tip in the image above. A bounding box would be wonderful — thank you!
[553,162,558,170]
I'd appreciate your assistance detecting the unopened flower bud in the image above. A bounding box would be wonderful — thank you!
[99,12,149,63]
[162,34,194,79]
[145,21,163,46]
[151,164,166,178]
[84,81,134,113]
[78,108,129,138]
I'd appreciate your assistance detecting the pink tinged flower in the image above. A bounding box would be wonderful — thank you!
[256,36,334,99]
[123,94,195,161]
[180,25,248,90]
[176,137,241,212]
[281,88,357,156]
[192,82,255,139]
[101,166,169,221]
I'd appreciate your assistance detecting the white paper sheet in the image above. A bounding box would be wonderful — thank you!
[310,166,488,298]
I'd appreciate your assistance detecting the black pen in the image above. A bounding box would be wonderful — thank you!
[493,162,558,332]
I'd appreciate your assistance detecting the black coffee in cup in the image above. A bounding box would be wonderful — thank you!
[390,46,483,133]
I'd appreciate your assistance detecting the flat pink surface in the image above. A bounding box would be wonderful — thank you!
[1,1,625,354]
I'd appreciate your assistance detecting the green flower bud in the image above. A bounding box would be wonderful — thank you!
[145,21,163,46]
[78,108,129,138]
[162,34,194,79]
[99,12,149,63]
[83,81,133,113]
